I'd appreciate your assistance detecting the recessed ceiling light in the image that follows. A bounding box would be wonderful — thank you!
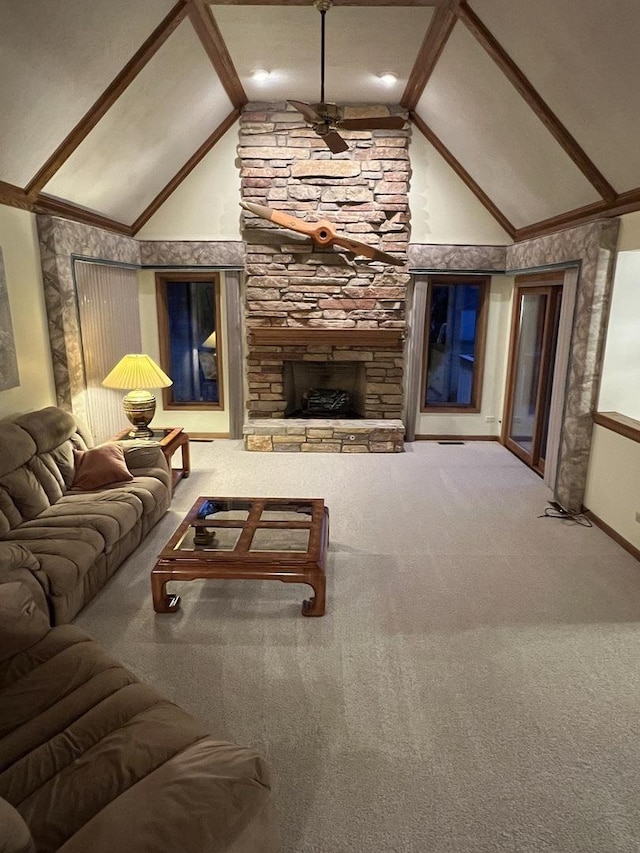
[252,69,271,82]
[378,72,397,86]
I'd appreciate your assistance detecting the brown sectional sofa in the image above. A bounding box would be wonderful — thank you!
[0,406,171,624]
[0,574,280,853]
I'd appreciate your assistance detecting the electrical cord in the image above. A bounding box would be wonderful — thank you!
[538,501,593,527]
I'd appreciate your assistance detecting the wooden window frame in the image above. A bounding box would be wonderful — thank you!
[155,271,224,411]
[420,274,490,414]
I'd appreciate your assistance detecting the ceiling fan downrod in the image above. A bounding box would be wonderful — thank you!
[314,0,332,104]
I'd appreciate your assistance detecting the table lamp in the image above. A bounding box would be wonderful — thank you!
[102,354,172,438]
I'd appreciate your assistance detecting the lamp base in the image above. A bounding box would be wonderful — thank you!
[123,389,156,438]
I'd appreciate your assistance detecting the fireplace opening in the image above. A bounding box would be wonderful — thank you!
[283,361,366,418]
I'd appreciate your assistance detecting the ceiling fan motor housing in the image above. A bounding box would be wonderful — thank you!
[313,102,341,122]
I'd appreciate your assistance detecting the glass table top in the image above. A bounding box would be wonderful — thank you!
[169,497,321,555]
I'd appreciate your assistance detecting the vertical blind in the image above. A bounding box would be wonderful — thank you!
[75,261,141,443]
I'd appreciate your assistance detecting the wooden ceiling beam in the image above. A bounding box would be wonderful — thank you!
[0,181,32,212]
[410,111,516,238]
[401,0,462,110]
[206,1,448,5]
[33,195,134,237]
[131,108,241,235]
[187,0,247,109]
[515,188,640,241]
[25,1,189,198]
[458,1,616,203]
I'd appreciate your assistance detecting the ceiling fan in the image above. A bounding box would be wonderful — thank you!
[287,0,407,154]
[240,200,404,266]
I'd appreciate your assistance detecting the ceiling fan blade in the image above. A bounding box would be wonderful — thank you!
[337,116,406,131]
[288,99,323,124]
[240,200,320,239]
[321,130,349,154]
[331,234,404,266]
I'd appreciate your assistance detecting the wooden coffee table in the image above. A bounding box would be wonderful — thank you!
[151,497,329,616]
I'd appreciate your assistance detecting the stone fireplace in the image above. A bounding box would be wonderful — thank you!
[238,101,410,452]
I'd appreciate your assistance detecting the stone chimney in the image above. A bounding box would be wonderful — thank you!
[238,101,411,452]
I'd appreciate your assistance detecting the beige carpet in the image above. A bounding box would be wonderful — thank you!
[75,440,640,853]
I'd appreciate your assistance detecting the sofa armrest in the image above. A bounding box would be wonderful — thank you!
[121,441,168,472]
[0,580,51,662]
[112,442,171,490]
[0,542,39,574]
[0,543,50,622]
[55,739,280,853]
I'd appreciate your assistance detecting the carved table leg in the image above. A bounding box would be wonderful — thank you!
[302,572,326,617]
[151,571,181,613]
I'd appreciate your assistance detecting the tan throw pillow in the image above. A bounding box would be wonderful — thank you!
[72,444,133,490]
[0,582,50,663]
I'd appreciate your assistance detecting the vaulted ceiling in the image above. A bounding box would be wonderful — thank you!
[1,0,638,242]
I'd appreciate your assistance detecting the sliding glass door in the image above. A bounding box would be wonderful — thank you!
[503,277,563,475]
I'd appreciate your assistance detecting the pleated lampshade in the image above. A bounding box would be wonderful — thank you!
[102,354,172,438]
[102,354,172,390]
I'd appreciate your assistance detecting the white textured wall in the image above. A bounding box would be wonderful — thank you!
[617,210,640,252]
[585,426,640,551]
[408,131,512,245]
[137,120,511,245]
[415,275,514,437]
[138,270,230,435]
[0,207,56,418]
[135,123,241,240]
[584,211,640,550]
[597,250,640,420]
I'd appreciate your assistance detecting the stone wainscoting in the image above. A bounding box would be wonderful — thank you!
[244,418,404,452]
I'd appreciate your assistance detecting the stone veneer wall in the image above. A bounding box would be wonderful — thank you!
[238,101,411,426]
[506,219,619,512]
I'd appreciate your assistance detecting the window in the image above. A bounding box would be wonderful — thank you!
[421,275,489,412]
[156,273,223,409]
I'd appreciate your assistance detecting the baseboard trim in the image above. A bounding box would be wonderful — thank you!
[413,434,500,441]
[583,508,640,563]
[188,432,230,440]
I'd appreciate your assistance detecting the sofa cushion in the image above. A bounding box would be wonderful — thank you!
[72,445,133,491]
[0,425,44,536]
[13,408,78,456]
[0,583,50,664]
[0,626,210,853]
[15,491,143,553]
[0,425,36,479]
[0,468,51,529]
[0,796,35,853]
[4,528,105,595]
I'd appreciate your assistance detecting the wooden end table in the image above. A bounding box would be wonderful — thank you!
[113,427,190,493]
[151,496,329,616]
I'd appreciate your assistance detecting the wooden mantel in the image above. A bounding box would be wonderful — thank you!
[247,328,405,347]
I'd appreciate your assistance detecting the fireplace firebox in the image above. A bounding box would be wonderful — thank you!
[283,361,365,418]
